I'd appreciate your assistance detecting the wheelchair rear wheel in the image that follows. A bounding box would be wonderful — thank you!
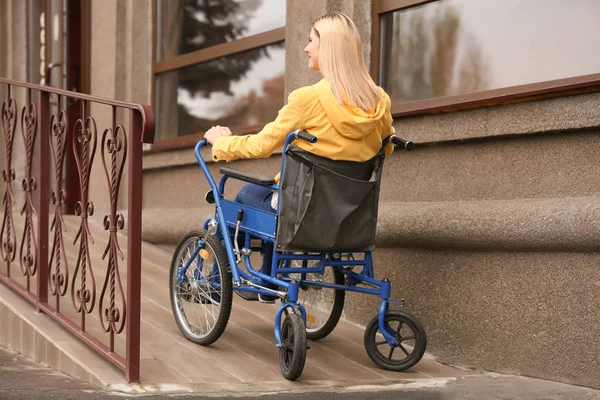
[279,312,307,381]
[170,230,233,346]
[364,310,427,371]
[293,265,345,341]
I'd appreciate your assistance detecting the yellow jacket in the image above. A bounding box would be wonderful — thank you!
[212,79,395,181]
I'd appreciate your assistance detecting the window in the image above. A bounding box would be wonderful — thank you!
[372,0,600,116]
[152,0,286,148]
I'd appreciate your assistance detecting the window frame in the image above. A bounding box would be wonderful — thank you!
[371,0,600,118]
[150,0,286,153]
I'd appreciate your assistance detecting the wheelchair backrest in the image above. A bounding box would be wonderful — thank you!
[275,146,384,253]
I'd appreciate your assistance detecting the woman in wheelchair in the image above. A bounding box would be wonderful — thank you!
[204,13,395,302]
[170,12,425,381]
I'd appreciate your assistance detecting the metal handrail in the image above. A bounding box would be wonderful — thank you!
[0,77,155,382]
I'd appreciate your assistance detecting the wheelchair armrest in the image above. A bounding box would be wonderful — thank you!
[220,167,276,186]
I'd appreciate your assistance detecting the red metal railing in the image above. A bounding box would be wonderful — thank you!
[0,77,154,382]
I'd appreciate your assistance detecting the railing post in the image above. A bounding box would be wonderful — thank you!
[36,90,49,309]
[125,110,142,383]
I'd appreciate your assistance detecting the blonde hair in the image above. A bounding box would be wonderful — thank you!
[313,13,381,111]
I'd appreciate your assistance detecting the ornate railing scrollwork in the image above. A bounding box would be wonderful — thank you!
[1,98,17,267]
[19,102,38,282]
[99,125,128,337]
[49,111,69,303]
[71,117,97,320]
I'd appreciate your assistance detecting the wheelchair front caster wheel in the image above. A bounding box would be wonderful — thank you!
[279,313,307,380]
[364,310,427,372]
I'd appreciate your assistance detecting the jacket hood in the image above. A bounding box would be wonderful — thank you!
[313,79,389,140]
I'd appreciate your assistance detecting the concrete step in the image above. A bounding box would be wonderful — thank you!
[140,195,600,251]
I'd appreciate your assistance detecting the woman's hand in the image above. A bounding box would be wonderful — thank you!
[204,125,232,145]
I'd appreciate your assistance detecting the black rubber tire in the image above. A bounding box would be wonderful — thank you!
[364,310,427,371]
[303,267,345,341]
[169,229,232,346]
[279,313,307,381]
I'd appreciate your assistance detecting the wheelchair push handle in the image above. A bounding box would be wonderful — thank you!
[390,135,414,151]
[294,130,318,144]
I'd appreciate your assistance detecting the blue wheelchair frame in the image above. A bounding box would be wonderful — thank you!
[191,131,403,348]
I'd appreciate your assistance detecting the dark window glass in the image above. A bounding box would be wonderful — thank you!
[155,42,285,139]
[156,0,286,61]
[380,0,600,103]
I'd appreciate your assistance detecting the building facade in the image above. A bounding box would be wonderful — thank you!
[2,0,600,389]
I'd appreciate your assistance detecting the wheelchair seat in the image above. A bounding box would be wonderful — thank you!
[275,145,384,253]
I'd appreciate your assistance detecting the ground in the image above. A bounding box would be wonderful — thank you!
[1,346,599,400]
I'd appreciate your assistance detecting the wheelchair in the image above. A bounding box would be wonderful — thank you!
[169,130,426,380]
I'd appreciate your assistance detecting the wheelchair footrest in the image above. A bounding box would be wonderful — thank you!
[234,290,259,301]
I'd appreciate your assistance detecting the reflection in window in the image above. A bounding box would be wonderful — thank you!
[380,0,600,103]
[156,0,286,61]
[155,42,285,139]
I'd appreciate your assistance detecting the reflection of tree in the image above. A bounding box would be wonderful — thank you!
[383,3,489,102]
[178,0,267,97]
[157,0,283,139]
[179,73,284,135]
[180,0,260,51]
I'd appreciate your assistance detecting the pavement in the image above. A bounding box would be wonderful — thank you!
[1,345,600,400]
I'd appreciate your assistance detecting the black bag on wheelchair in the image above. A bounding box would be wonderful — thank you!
[275,145,384,252]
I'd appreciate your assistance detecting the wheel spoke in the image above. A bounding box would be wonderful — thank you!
[198,294,210,334]
[395,321,403,335]
[196,282,220,307]
[375,340,388,346]
[387,347,395,359]
[398,344,410,357]
[177,285,191,296]
[400,336,416,342]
